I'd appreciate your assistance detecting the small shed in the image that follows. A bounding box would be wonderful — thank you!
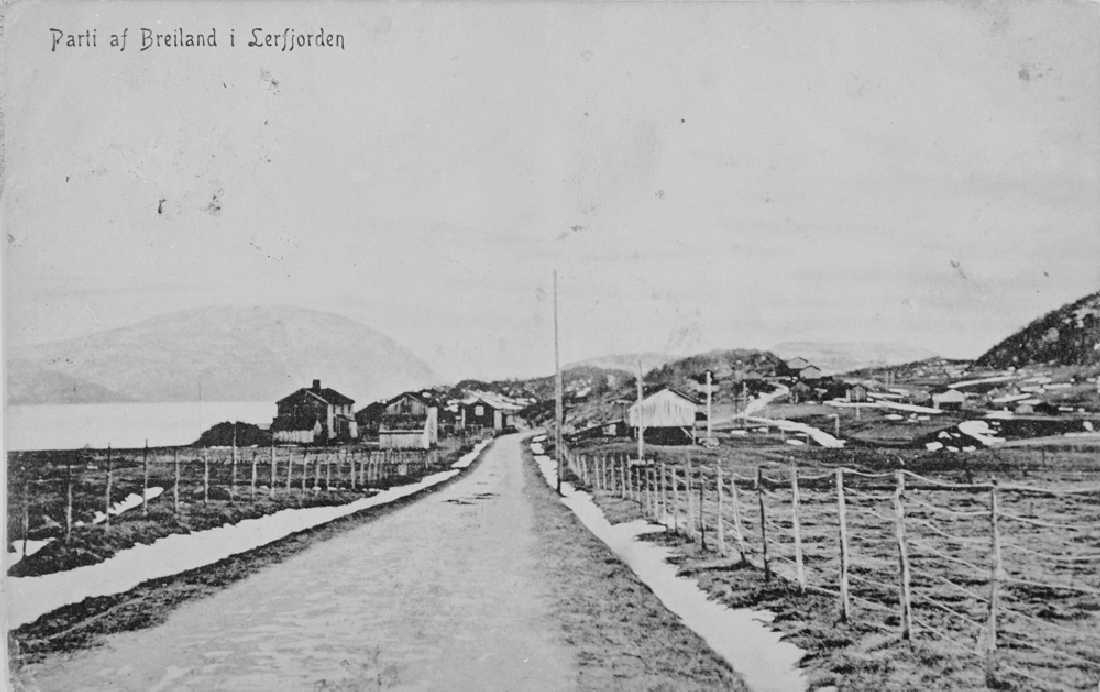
[628,388,704,445]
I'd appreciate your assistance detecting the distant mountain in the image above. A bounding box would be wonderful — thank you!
[7,305,440,405]
[975,291,1100,369]
[771,341,937,375]
[565,352,675,374]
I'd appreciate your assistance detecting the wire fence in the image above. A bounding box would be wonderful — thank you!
[9,434,488,549]
[561,449,1100,690]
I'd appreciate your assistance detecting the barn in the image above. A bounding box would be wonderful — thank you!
[628,388,706,445]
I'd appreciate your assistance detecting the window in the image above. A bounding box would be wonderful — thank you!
[475,405,484,416]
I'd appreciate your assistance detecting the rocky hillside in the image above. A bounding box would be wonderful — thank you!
[7,305,440,404]
[772,341,937,375]
[976,291,1100,368]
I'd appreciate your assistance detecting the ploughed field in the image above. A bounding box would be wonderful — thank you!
[560,437,1100,690]
[7,438,479,577]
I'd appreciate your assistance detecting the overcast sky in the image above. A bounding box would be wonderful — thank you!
[5,1,1099,380]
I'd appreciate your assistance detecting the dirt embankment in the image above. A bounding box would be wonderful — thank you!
[520,445,747,691]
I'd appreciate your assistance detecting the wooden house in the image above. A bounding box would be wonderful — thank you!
[271,379,357,444]
[354,400,388,440]
[378,391,439,449]
[788,380,815,404]
[628,387,706,445]
[458,394,524,433]
[845,384,869,403]
[932,389,967,411]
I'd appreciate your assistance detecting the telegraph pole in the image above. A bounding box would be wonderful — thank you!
[636,360,645,463]
[554,270,563,494]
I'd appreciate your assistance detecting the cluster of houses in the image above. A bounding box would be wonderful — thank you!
[269,379,527,449]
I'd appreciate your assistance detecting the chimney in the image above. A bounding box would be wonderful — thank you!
[312,379,321,392]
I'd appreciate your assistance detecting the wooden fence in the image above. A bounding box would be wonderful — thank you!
[561,450,1100,691]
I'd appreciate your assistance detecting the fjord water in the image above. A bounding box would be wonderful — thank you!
[5,401,275,451]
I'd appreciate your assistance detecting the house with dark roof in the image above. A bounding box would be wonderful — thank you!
[377,390,440,449]
[271,379,357,444]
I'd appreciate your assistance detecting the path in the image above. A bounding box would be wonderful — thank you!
[16,435,577,691]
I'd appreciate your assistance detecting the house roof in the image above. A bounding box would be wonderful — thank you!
[278,385,354,407]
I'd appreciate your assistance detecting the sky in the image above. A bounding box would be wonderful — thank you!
[4,1,1100,380]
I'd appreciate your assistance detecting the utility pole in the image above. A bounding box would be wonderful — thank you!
[554,269,563,494]
[636,360,645,463]
[706,370,713,445]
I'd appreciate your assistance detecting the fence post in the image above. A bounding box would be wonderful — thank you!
[893,470,913,641]
[756,467,770,581]
[836,468,852,622]
[250,451,257,500]
[269,443,276,499]
[105,444,113,529]
[326,454,332,491]
[203,447,210,506]
[686,457,696,541]
[143,440,150,517]
[231,431,238,499]
[659,462,668,528]
[671,464,681,533]
[301,451,308,493]
[984,479,1002,677]
[730,473,746,561]
[174,449,181,516]
[699,471,707,551]
[716,460,726,555]
[65,459,73,543]
[790,462,806,592]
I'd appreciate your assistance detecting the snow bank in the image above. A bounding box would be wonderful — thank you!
[6,439,493,628]
[530,448,807,691]
[92,487,165,524]
[8,539,56,567]
[743,416,845,448]
[958,421,1005,446]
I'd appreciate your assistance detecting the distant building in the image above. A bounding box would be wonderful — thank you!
[378,391,439,449]
[846,384,869,403]
[272,379,357,444]
[354,401,388,440]
[459,394,523,433]
[788,380,815,404]
[798,366,824,381]
[628,387,706,445]
[932,389,967,411]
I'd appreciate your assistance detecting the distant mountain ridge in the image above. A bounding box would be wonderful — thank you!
[771,341,937,375]
[976,291,1100,369]
[7,305,440,405]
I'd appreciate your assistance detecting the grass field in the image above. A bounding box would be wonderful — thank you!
[557,435,1100,690]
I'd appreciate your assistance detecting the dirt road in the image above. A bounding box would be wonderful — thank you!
[16,435,577,691]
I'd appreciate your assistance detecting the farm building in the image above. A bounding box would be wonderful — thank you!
[932,389,967,411]
[798,365,824,381]
[628,387,706,445]
[846,384,869,403]
[459,393,524,433]
[271,379,357,444]
[378,391,440,449]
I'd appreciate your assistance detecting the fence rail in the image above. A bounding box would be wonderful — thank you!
[559,448,1100,690]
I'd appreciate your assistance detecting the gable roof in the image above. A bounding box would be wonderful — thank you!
[278,385,355,407]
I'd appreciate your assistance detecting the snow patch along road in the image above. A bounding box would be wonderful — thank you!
[530,442,807,692]
[6,440,493,629]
